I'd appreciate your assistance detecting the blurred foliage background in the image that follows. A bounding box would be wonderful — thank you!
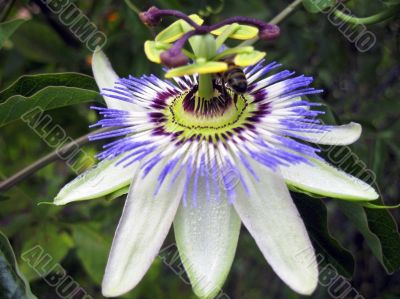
[0,0,400,298]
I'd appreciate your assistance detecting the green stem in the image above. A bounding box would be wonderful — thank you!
[334,6,400,25]
[124,0,141,14]
[269,0,303,25]
[197,74,214,99]
[239,0,304,47]
[0,127,111,192]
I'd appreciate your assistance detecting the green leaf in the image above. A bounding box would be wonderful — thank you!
[302,0,336,13]
[0,19,26,50]
[19,225,74,281]
[0,231,37,299]
[365,208,400,273]
[11,20,75,63]
[0,73,98,103]
[71,225,111,284]
[292,193,355,277]
[0,86,101,128]
[338,201,400,274]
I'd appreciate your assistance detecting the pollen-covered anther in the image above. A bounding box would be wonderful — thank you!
[259,24,281,40]
[139,6,162,27]
[160,49,189,68]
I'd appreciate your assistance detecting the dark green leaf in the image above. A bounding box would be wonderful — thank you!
[0,86,101,127]
[0,19,26,50]
[71,225,110,284]
[0,231,37,299]
[0,73,98,103]
[317,121,400,273]
[338,201,400,273]
[11,20,75,63]
[302,0,335,13]
[292,193,355,277]
[365,208,400,273]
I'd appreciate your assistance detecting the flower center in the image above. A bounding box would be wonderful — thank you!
[162,84,253,140]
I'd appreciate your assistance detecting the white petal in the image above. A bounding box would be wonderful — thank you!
[102,162,185,297]
[54,156,136,205]
[174,178,241,299]
[281,157,379,200]
[92,49,131,110]
[233,163,318,295]
[297,122,362,145]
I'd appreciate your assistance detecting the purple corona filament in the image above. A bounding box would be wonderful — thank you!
[89,61,330,204]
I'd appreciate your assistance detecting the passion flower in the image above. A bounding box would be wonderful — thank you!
[54,8,378,299]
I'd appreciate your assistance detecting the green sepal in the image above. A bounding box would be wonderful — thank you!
[165,61,228,78]
[211,24,259,40]
[234,50,266,67]
[288,184,397,209]
[361,202,400,209]
[105,186,129,201]
[155,14,204,43]
[287,184,325,198]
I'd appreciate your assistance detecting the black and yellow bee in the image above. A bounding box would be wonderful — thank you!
[218,63,248,108]
[223,65,248,94]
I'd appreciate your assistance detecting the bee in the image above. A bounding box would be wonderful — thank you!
[218,63,248,109]
[223,65,248,94]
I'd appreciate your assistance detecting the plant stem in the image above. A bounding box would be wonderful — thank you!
[269,0,303,25]
[333,6,400,25]
[0,127,110,193]
[239,0,304,47]
[124,0,141,15]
